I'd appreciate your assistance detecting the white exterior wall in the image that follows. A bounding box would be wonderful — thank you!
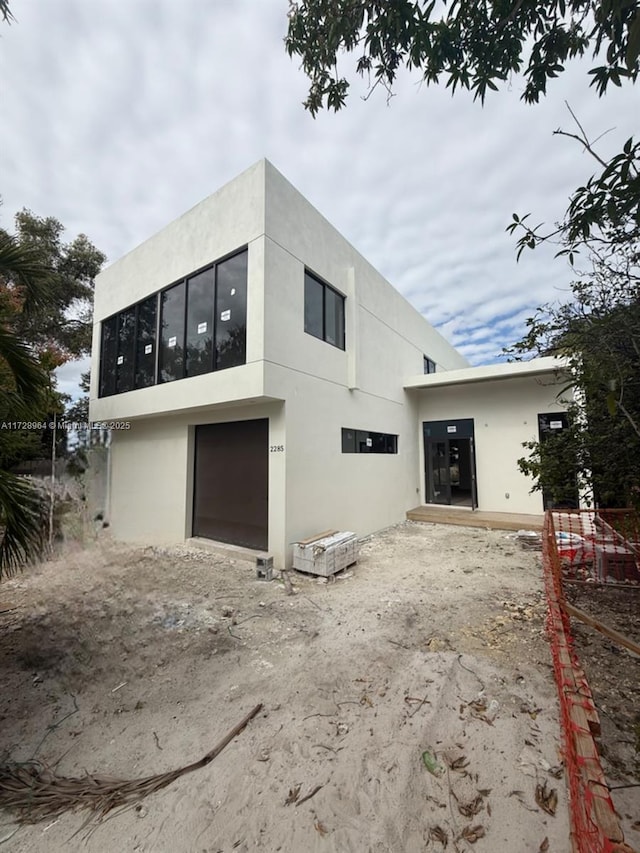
[415,375,569,514]
[90,161,268,422]
[263,365,422,552]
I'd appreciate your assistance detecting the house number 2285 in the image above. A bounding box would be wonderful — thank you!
[270,444,285,452]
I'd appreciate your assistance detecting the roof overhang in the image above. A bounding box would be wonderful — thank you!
[404,356,569,390]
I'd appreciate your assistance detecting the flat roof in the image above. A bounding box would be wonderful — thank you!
[404,356,568,390]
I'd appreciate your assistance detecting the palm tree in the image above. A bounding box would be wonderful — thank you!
[0,232,51,577]
[1,2,14,23]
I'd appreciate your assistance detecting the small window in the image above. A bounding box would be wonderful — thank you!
[304,273,324,341]
[538,412,569,436]
[424,356,436,374]
[342,428,398,454]
[341,428,356,453]
[304,271,345,350]
[324,286,345,348]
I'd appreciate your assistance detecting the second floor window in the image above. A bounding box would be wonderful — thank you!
[99,247,248,397]
[304,271,345,350]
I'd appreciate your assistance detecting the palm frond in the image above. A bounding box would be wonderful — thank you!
[0,323,48,412]
[0,704,262,824]
[0,470,49,577]
[0,1,14,23]
[0,232,52,317]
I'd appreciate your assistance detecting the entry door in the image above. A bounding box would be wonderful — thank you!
[192,419,268,550]
[426,439,452,505]
[537,412,578,509]
[424,420,477,508]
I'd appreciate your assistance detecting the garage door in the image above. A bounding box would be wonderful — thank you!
[192,419,268,550]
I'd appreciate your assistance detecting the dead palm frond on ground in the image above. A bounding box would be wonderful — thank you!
[0,703,262,826]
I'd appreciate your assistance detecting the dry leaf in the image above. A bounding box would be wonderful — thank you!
[285,784,301,805]
[539,838,550,852]
[457,795,484,818]
[429,825,448,848]
[314,819,328,836]
[508,790,538,812]
[459,824,485,844]
[535,782,558,816]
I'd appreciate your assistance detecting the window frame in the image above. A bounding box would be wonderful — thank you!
[341,428,398,454]
[423,356,436,374]
[304,270,345,350]
[98,246,248,398]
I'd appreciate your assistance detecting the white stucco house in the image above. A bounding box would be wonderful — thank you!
[89,159,569,567]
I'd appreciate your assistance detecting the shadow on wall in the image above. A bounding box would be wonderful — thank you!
[83,447,109,524]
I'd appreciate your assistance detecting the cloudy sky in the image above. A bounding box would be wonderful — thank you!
[0,0,636,398]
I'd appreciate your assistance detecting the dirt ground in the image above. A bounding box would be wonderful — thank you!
[0,521,580,852]
[564,581,640,845]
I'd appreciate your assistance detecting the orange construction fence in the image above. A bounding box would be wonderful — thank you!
[542,509,638,853]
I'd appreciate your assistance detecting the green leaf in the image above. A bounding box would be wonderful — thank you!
[422,749,445,777]
[626,10,640,70]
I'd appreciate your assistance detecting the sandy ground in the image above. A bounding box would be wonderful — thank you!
[0,521,571,852]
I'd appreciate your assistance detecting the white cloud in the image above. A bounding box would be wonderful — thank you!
[0,0,636,402]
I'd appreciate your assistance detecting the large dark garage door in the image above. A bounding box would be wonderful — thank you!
[192,419,269,550]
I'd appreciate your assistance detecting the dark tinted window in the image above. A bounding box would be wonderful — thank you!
[304,272,324,340]
[304,271,345,350]
[159,282,185,383]
[325,286,345,349]
[116,307,136,394]
[343,428,397,454]
[135,295,157,389]
[371,431,397,453]
[538,412,569,436]
[424,356,436,374]
[99,316,117,397]
[216,250,248,370]
[341,428,356,453]
[186,268,215,377]
[98,246,248,397]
